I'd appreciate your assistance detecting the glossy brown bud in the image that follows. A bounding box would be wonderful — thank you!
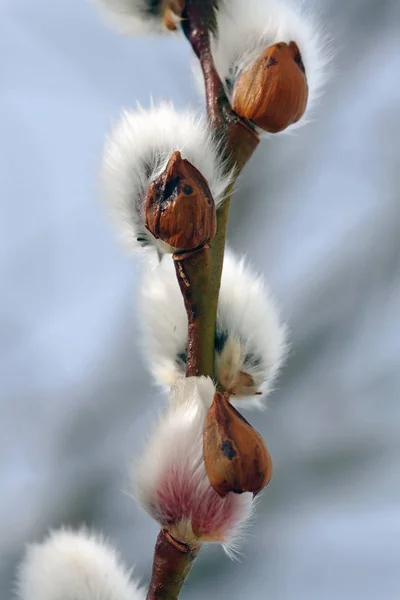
[162,0,185,31]
[145,151,217,251]
[203,392,273,498]
[233,41,308,133]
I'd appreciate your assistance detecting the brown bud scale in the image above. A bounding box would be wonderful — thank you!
[203,392,273,498]
[219,365,259,397]
[233,41,309,133]
[145,151,216,251]
[162,0,185,31]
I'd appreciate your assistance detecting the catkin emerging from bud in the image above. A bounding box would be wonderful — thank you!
[134,377,254,555]
[140,249,287,409]
[101,104,231,254]
[200,0,331,134]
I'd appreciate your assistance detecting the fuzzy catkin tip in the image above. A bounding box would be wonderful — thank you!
[140,249,288,408]
[134,377,254,553]
[195,0,333,134]
[17,528,145,600]
[101,103,231,254]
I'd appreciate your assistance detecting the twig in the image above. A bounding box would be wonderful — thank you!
[174,246,215,377]
[179,0,260,382]
[146,530,200,600]
[147,2,259,598]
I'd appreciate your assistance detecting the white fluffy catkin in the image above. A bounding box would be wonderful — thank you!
[17,528,145,600]
[203,0,332,133]
[134,376,254,556]
[101,103,231,254]
[140,249,287,409]
[94,0,174,35]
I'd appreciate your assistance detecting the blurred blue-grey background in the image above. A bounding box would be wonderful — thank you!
[1,1,400,598]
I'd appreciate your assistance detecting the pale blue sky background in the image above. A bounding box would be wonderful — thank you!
[1,1,400,598]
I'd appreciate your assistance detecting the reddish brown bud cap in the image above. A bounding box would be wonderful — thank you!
[203,392,273,498]
[233,41,309,133]
[145,151,217,251]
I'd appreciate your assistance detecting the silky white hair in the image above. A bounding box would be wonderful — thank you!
[94,0,171,35]
[101,102,232,253]
[195,0,332,133]
[134,376,254,555]
[140,249,288,409]
[17,528,145,600]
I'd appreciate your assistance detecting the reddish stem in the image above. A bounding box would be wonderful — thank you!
[173,246,215,377]
[146,530,200,600]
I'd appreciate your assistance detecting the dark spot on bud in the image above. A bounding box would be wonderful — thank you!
[183,184,193,195]
[264,55,278,70]
[221,440,237,460]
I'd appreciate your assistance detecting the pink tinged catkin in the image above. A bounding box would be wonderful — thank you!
[134,377,253,555]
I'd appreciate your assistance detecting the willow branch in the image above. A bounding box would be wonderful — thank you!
[146,530,200,600]
[179,0,260,382]
[146,3,259,598]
